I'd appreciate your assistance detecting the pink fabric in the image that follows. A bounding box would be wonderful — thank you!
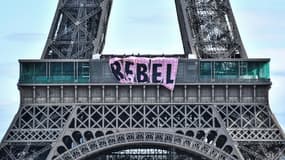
[109,57,178,91]
[123,56,136,83]
[150,58,164,83]
[109,57,125,83]
[162,58,178,90]
[135,57,150,83]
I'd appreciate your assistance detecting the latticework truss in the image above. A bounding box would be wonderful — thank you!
[1,84,284,159]
[1,0,285,159]
[176,0,247,58]
[41,0,112,59]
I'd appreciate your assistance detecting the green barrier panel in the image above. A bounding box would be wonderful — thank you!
[200,61,212,80]
[214,61,239,79]
[200,61,270,81]
[19,60,269,84]
[20,61,90,83]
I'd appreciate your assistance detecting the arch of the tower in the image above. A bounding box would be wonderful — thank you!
[80,144,211,160]
[53,131,239,160]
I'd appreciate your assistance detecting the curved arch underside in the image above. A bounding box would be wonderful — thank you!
[83,145,211,160]
[54,131,239,160]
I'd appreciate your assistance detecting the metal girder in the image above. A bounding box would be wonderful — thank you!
[25,145,52,160]
[238,141,285,160]
[0,143,51,160]
[3,146,17,160]
[175,0,247,58]
[51,131,242,160]
[1,82,285,159]
[1,0,285,160]
[41,0,112,59]
[42,0,247,60]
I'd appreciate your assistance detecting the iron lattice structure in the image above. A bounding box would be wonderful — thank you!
[175,0,247,58]
[0,0,285,160]
[41,0,112,59]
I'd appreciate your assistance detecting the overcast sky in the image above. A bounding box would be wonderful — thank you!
[0,0,285,140]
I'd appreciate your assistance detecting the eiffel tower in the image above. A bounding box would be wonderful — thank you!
[1,0,284,159]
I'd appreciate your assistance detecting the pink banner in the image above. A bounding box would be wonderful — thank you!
[109,57,178,91]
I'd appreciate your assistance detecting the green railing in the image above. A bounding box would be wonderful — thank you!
[20,61,90,83]
[200,60,270,81]
[19,59,270,84]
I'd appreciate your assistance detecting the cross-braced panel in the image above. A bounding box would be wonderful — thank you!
[176,0,247,58]
[41,0,112,59]
[217,104,284,140]
[69,104,221,129]
[4,105,73,142]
